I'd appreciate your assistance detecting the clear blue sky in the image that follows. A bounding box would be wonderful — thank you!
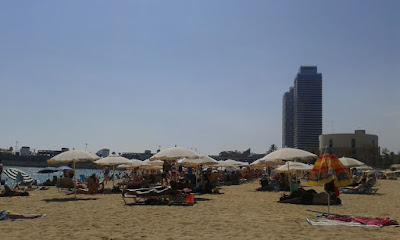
[1,1,399,155]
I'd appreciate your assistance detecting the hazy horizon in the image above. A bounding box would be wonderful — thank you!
[1,1,399,155]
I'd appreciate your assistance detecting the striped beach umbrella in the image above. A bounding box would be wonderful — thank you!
[308,151,353,187]
[308,149,353,213]
[4,168,34,183]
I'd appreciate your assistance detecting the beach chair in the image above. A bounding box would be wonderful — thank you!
[339,185,378,194]
[57,178,74,192]
[122,186,193,205]
[362,179,379,194]
[122,186,171,204]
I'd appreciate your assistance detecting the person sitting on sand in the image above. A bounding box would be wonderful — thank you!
[43,179,53,186]
[256,175,273,191]
[0,210,46,220]
[86,174,104,194]
[13,184,25,191]
[66,174,104,195]
[52,176,58,185]
[0,185,29,197]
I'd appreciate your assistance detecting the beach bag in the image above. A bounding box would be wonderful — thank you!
[185,194,194,205]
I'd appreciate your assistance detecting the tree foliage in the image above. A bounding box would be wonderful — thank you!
[267,144,278,154]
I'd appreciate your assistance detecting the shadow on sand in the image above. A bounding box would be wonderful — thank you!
[194,197,212,202]
[43,197,99,203]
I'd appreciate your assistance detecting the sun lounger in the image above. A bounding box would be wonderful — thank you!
[122,186,193,205]
[340,187,378,194]
[57,178,75,192]
[339,181,378,194]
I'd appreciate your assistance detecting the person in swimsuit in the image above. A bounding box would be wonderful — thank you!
[0,210,45,220]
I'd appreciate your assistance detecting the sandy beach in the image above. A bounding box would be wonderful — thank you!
[1,179,399,240]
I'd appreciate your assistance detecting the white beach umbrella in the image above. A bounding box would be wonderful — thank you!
[355,165,373,170]
[258,148,317,165]
[48,150,100,198]
[250,159,269,169]
[95,155,133,187]
[117,159,144,169]
[274,161,313,173]
[251,157,282,167]
[138,159,163,170]
[48,150,100,164]
[140,165,163,171]
[218,159,248,167]
[228,159,249,167]
[178,155,218,167]
[142,159,163,166]
[150,147,202,161]
[255,148,317,186]
[95,155,132,166]
[238,161,250,167]
[390,164,400,170]
[338,157,366,168]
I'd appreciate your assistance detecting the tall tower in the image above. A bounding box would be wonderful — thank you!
[293,66,322,150]
[282,87,294,148]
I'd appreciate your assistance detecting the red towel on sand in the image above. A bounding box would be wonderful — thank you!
[328,216,399,226]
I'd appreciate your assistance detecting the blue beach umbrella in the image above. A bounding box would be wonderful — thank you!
[38,167,58,174]
[56,166,73,171]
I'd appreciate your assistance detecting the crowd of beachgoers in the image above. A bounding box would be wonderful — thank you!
[1,148,400,240]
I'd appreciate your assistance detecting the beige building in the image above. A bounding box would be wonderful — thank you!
[319,130,379,164]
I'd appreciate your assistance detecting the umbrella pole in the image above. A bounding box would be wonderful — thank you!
[327,192,330,214]
[112,165,115,188]
[73,161,77,199]
[287,161,291,191]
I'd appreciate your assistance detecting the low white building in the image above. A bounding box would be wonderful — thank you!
[319,130,378,151]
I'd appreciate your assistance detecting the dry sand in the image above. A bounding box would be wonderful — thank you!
[1,179,399,240]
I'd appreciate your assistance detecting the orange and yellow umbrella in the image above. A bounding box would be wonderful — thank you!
[308,150,353,187]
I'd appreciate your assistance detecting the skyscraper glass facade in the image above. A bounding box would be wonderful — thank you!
[282,66,322,150]
[282,87,294,148]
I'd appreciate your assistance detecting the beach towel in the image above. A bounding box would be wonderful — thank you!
[327,216,398,226]
[307,217,381,228]
[307,214,399,227]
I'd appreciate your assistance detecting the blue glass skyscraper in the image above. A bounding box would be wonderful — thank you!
[283,66,322,150]
[282,87,294,148]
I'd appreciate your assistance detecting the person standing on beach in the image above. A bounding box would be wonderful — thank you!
[104,167,110,184]
[0,160,3,179]
[0,160,3,185]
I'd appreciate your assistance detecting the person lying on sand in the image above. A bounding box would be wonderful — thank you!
[0,210,46,220]
[279,187,341,205]
[340,178,366,193]
[0,185,29,197]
